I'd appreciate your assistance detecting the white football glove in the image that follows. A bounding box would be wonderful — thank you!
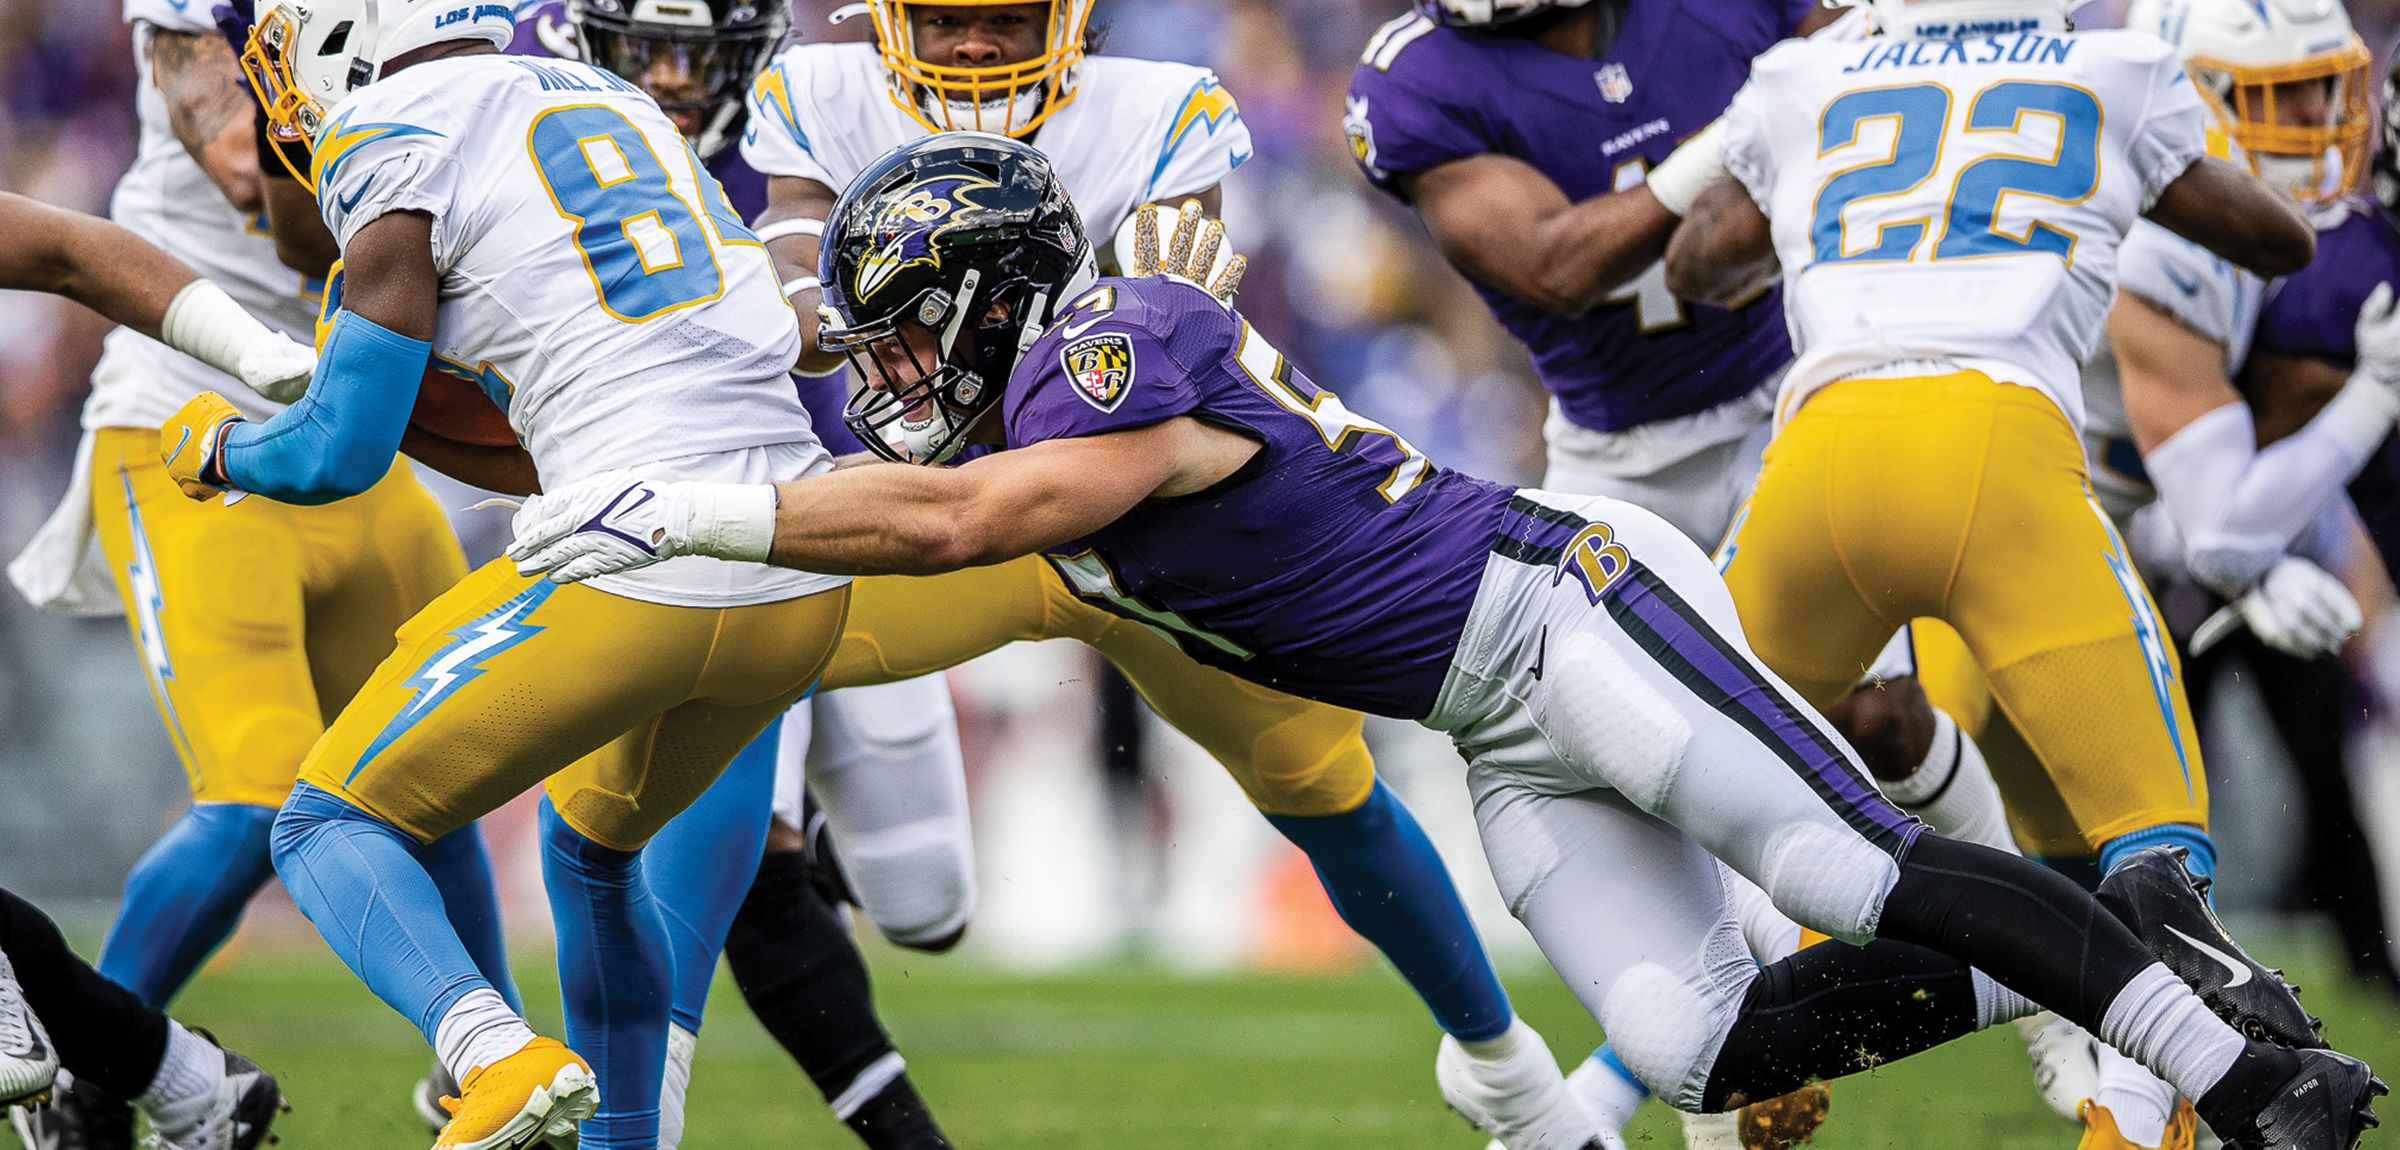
[509,471,780,583]
[2352,282,2400,402]
[237,333,317,404]
[1115,199,1246,303]
[2235,555,2361,660]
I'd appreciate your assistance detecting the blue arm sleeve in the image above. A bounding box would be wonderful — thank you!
[221,309,428,505]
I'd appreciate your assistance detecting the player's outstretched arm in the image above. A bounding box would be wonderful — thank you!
[166,212,437,504]
[0,192,312,397]
[508,419,1237,582]
[755,175,845,377]
[1402,155,1678,317]
[1662,178,1777,308]
[2145,158,2314,278]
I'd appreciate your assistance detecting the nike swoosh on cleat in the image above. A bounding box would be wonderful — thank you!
[2165,924,2252,988]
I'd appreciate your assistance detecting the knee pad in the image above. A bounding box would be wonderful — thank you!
[1600,959,1756,1112]
[844,826,977,949]
[1756,821,1899,945]
[1531,630,1693,810]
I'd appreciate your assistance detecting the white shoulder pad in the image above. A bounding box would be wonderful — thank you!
[313,72,474,263]
[2116,220,2257,363]
[740,43,882,186]
[1108,58,1251,203]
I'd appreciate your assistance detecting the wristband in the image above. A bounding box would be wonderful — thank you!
[687,483,779,563]
[160,280,280,379]
[1644,118,1729,217]
[755,218,825,244]
[782,275,821,299]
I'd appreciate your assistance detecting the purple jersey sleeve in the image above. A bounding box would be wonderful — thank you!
[1344,26,1494,195]
[1006,297,1200,447]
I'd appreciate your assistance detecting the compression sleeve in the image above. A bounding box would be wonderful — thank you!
[2141,382,2399,595]
[219,309,427,504]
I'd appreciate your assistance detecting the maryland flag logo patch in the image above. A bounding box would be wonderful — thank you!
[1061,332,1134,412]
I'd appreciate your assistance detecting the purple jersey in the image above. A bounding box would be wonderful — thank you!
[2252,199,2400,574]
[1343,0,1805,433]
[1004,277,1518,717]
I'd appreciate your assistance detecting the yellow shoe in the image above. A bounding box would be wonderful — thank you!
[2077,1099,2197,1150]
[431,1038,597,1150]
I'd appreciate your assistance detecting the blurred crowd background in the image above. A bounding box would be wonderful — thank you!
[6,0,2400,984]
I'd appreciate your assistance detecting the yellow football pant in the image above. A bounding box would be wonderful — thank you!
[89,427,464,808]
[1721,372,2206,851]
[826,556,1376,817]
[300,559,849,850]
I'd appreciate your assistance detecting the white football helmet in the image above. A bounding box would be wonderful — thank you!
[241,0,516,178]
[2124,0,2369,201]
[1865,0,2075,38]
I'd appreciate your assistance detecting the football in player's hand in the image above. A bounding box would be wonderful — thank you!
[412,364,517,447]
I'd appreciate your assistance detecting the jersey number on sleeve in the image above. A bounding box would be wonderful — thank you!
[529,105,743,322]
[1232,322,1431,502]
[1810,80,2101,266]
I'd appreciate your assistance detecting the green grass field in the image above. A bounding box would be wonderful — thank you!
[147,935,2400,1149]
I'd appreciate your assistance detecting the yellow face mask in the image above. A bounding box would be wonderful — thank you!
[238,8,329,189]
[2189,37,2372,202]
[867,0,1094,138]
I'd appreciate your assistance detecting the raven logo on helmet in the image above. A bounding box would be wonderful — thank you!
[853,173,1005,301]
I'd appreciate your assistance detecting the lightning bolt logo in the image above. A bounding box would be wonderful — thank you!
[1148,78,1244,196]
[121,470,197,766]
[348,580,559,782]
[309,112,442,196]
[2089,500,2194,793]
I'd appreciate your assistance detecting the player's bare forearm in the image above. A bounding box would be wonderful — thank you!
[147,29,263,214]
[401,427,541,496]
[758,175,843,373]
[2146,158,2313,278]
[1663,179,1778,306]
[1403,156,1674,316]
[0,194,200,338]
[766,429,1184,575]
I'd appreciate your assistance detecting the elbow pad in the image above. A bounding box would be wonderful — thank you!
[222,309,428,504]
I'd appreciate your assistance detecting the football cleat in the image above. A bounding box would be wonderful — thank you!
[2078,1099,2196,1150]
[431,1038,596,1150]
[415,1063,459,1134]
[10,1075,133,1150]
[1437,1020,1612,1150]
[2206,1049,2382,1150]
[2021,1012,2105,1123]
[2097,847,2323,1050]
[148,1043,285,1150]
[0,949,57,1109]
[1732,1082,1832,1149]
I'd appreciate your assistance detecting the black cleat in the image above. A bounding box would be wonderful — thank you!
[2099,846,2325,1049]
[2211,1049,2384,1150]
[218,1047,285,1150]
[9,1075,134,1150]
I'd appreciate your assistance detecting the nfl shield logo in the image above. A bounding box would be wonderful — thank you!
[1061,332,1134,412]
[1596,63,1632,103]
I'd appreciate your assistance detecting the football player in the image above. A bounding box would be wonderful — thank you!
[178,1,855,1146]
[513,131,2378,1150]
[1342,3,2022,1142]
[0,884,282,1150]
[9,3,520,1142]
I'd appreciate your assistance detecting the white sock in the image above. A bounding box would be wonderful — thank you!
[1570,1052,1651,1133]
[659,1023,697,1150]
[1681,1109,1743,1148]
[1972,971,2036,1027]
[136,1022,224,1139]
[432,989,537,1085]
[2098,965,2244,1102]
[1457,1017,1529,1062]
[1882,712,2019,854]
[2094,1042,2180,1146]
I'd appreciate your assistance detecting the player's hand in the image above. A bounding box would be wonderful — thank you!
[2353,283,2400,397]
[1124,200,1246,303]
[161,391,246,502]
[211,0,257,60]
[508,471,698,583]
[238,333,316,404]
[2235,556,2361,659]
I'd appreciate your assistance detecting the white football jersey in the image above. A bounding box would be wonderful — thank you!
[84,0,326,431]
[317,54,839,606]
[1722,29,2207,432]
[2080,220,2265,523]
[740,44,1250,244]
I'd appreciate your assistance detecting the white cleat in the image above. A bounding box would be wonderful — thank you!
[0,950,57,1109]
[1438,1019,1613,1150]
[2017,1011,2101,1124]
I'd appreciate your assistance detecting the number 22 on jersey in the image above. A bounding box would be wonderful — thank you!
[1811,80,2100,266]
[527,104,762,322]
